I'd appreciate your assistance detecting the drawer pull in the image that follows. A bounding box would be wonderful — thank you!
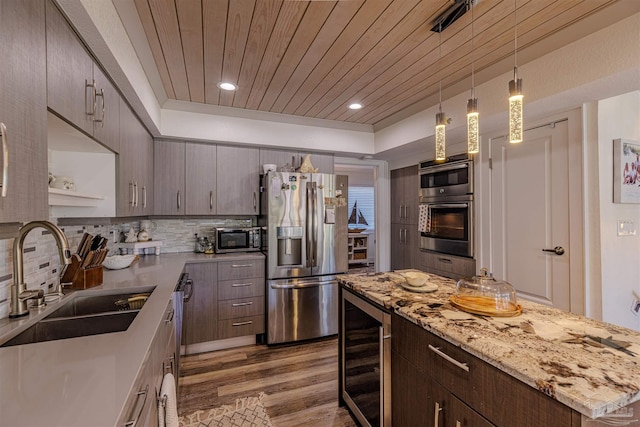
[231,282,253,287]
[232,321,253,326]
[124,384,148,427]
[232,302,253,307]
[428,344,469,372]
[437,257,452,264]
[434,401,442,427]
[231,264,253,268]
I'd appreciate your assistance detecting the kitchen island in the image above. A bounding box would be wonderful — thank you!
[338,270,640,426]
[0,252,264,427]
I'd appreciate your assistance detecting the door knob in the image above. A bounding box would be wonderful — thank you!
[542,246,565,255]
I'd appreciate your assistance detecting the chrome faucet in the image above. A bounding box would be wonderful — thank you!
[9,221,72,318]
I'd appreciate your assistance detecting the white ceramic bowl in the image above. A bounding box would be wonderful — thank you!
[402,271,429,287]
[263,164,277,174]
[102,254,137,270]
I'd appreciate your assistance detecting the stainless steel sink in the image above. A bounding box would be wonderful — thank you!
[0,286,155,347]
[1,311,138,347]
[45,288,154,319]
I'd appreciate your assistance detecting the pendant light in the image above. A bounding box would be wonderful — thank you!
[467,0,479,154]
[435,22,447,161]
[508,0,523,143]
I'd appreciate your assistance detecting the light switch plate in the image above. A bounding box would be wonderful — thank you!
[617,220,636,236]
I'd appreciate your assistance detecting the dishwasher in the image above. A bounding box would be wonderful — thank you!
[340,288,391,427]
[173,272,192,387]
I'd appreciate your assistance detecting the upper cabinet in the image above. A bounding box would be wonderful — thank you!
[259,149,334,174]
[118,100,153,217]
[217,146,259,215]
[45,0,120,153]
[154,140,185,216]
[185,143,217,215]
[0,0,49,222]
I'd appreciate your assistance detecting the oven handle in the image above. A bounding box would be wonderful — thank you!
[420,161,469,174]
[424,203,468,209]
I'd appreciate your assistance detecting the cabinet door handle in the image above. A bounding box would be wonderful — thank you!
[399,205,403,219]
[133,181,138,207]
[85,79,96,118]
[0,123,8,198]
[404,205,408,220]
[232,301,253,307]
[403,229,407,244]
[124,384,148,427]
[183,279,194,302]
[437,257,452,264]
[232,320,253,326]
[231,264,253,268]
[177,190,181,211]
[210,190,213,211]
[399,229,403,243]
[129,182,135,207]
[429,344,469,372]
[434,401,442,427]
[94,88,105,127]
[253,191,257,212]
[142,186,147,209]
[231,282,253,288]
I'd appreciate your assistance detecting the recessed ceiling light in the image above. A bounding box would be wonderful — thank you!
[348,103,363,110]
[218,82,238,91]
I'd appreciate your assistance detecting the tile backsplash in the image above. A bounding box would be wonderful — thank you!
[0,218,254,319]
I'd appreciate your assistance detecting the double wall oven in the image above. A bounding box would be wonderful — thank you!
[419,154,474,258]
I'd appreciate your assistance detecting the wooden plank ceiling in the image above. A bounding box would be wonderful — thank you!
[133,0,619,126]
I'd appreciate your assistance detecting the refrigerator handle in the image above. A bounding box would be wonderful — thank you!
[311,182,318,267]
[306,182,313,268]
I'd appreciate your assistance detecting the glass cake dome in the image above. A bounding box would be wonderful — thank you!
[450,268,521,316]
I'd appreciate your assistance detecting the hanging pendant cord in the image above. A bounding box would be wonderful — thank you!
[439,22,443,112]
[470,0,475,97]
[514,0,518,74]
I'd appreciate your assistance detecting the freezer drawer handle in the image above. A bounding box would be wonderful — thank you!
[429,344,469,372]
[270,280,335,289]
[232,302,253,307]
[232,321,253,326]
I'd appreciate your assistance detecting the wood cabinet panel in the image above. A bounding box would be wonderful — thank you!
[182,262,218,344]
[392,314,573,427]
[217,315,264,340]
[218,259,265,280]
[217,296,264,320]
[0,0,48,222]
[154,140,185,215]
[92,65,120,152]
[185,142,217,215]
[46,0,94,136]
[392,352,436,427]
[417,250,476,279]
[391,224,417,270]
[218,277,265,300]
[216,145,259,214]
[390,165,418,225]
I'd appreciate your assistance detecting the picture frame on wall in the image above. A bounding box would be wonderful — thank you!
[613,138,640,203]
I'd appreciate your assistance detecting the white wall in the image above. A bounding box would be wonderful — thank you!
[597,91,640,331]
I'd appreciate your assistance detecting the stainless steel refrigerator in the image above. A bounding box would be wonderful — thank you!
[261,171,348,344]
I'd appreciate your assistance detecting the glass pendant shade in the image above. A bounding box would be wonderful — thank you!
[467,98,479,153]
[508,73,523,143]
[435,111,446,160]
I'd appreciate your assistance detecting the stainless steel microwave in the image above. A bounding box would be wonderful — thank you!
[419,154,473,201]
[214,227,262,253]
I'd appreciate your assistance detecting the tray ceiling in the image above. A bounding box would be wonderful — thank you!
[126,0,629,127]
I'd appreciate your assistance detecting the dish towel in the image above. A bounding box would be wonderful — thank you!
[418,204,430,233]
[158,373,179,427]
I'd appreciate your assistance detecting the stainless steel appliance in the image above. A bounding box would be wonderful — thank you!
[261,171,348,344]
[173,272,191,388]
[419,155,474,258]
[340,289,391,427]
[214,227,261,254]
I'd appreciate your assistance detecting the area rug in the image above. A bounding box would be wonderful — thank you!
[179,393,273,427]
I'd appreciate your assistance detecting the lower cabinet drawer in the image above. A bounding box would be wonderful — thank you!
[218,259,265,280]
[217,296,264,320]
[217,315,264,339]
[218,278,265,300]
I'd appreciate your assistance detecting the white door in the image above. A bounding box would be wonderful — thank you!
[490,120,571,310]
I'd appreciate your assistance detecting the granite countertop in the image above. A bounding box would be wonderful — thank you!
[0,252,264,427]
[338,270,640,420]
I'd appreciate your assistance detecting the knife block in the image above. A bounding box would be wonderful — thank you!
[69,266,103,290]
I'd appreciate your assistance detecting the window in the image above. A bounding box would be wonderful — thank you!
[347,187,374,230]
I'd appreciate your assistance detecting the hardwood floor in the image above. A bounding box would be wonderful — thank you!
[178,337,358,427]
